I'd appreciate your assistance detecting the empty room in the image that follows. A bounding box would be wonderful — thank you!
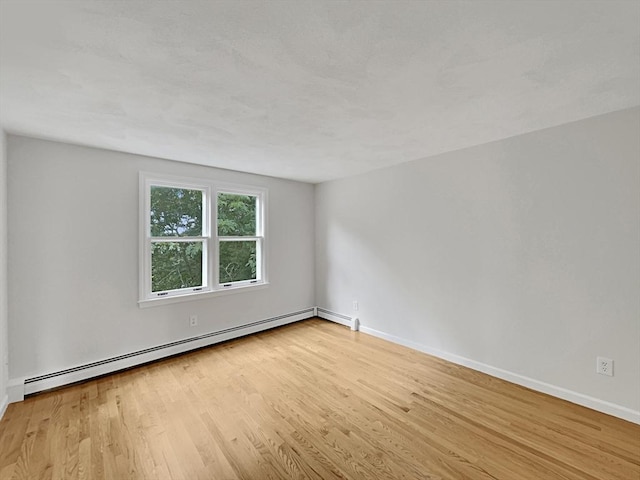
[0,1,639,479]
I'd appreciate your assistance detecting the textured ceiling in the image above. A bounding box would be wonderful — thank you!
[1,0,639,183]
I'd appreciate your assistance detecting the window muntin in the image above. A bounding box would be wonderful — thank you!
[140,173,266,305]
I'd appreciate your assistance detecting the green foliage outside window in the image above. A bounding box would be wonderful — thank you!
[151,242,203,292]
[150,186,202,237]
[217,193,256,236]
[149,188,260,292]
[150,186,204,292]
[219,241,257,284]
[218,193,258,284]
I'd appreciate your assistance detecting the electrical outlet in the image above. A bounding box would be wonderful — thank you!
[596,357,613,377]
[189,315,198,327]
[353,300,359,311]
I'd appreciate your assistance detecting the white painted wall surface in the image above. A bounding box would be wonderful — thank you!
[316,107,640,417]
[8,137,315,384]
[0,131,8,417]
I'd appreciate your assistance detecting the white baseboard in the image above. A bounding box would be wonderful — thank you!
[8,378,24,403]
[0,393,8,421]
[10,308,314,401]
[315,315,640,425]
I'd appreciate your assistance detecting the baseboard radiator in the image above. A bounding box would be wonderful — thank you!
[10,308,315,402]
[316,307,359,331]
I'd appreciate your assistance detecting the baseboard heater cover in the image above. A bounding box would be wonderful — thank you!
[317,307,351,321]
[317,307,359,331]
[19,308,315,398]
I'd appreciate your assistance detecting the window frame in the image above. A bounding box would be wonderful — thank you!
[139,172,268,307]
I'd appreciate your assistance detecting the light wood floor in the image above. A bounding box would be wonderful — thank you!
[1,319,638,480]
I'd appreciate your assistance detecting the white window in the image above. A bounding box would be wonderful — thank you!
[139,173,267,306]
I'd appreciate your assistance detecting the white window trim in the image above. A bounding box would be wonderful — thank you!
[139,173,268,308]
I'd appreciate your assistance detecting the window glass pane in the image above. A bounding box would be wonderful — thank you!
[218,193,256,236]
[219,240,257,284]
[150,186,203,237]
[151,242,203,292]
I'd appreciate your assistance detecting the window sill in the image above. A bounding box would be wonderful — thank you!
[138,282,269,308]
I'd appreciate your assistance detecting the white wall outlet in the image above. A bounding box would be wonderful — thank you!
[189,315,198,327]
[596,356,613,376]
[353,300,359,311]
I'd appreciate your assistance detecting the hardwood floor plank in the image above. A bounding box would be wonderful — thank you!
[1,319,638,479]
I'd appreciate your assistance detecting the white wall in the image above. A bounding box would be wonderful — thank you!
[0,131,8,417]
[8,136,315,387]
[316,107,640,420]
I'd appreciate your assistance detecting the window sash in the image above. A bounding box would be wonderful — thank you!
[149,185,205,238]
[217,237,263,286]
[142,176,212,300]
[149,239,209,295]
[216,189,264,236]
